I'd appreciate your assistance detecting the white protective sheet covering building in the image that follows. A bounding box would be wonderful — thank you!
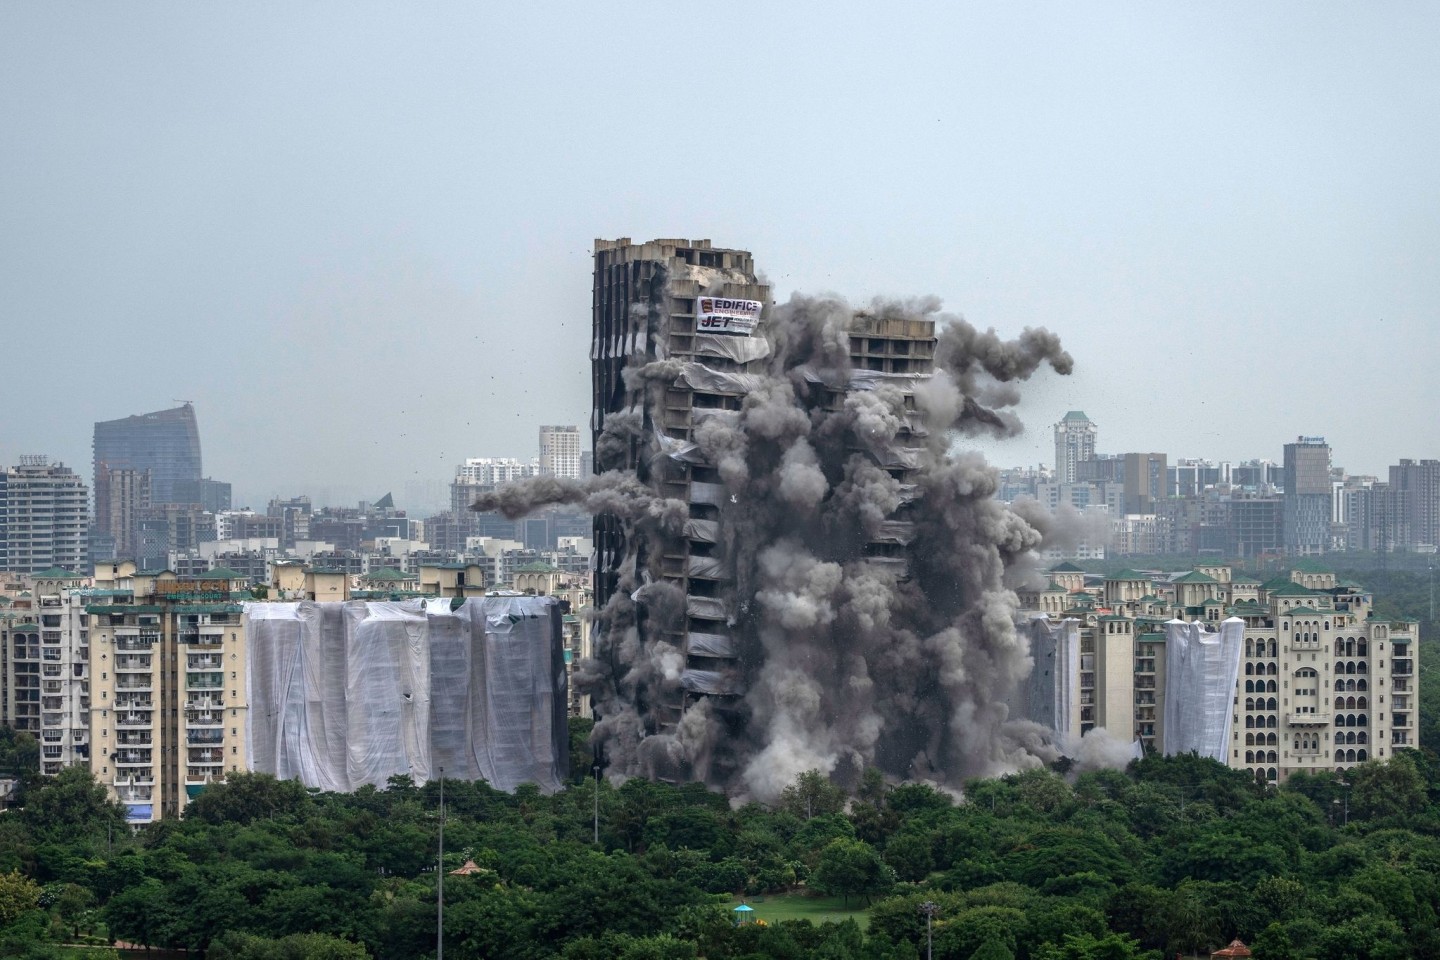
[1162,617,1245,762]
[245,597,567,793]
[1011,615,1080,753]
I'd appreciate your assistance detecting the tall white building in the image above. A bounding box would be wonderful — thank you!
[1053,412,1097,485]
[0,457,89,575]
[538,426,581,480]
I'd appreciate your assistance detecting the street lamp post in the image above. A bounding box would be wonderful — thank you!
[437,767,445,960]
[919,901,939,960]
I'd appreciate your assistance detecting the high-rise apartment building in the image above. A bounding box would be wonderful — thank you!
[1386,459,1440,552]
[94,467,151,562]
[1283,437,1332,555]
[539,426,581,479]
[86,562,249,824]
[590,237,936,744]
[0,457,90,574]
[1121,452,1167,515]
[591,238,774,727]
[93,404,202,509]
[1053,411,1097,485]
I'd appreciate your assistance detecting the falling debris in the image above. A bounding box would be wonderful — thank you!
[472,239,1072,802]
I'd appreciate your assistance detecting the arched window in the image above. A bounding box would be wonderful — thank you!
[1246,732,1255,746]
[1345,639,1355,657]
[1245,698,1256,711]
[1335,750,1345,762]
[1245,663,1254,676]
[1357,696,1367,709]
[1358,641,1368,656]
[1334,640,1344,656]
[1268,679,1278,692]
[1346,696,1356,709]
[1357,749,1368,761]
[1267,750,1278,763]
[1357,731,1368,744]
[1346,679,1357,692]
[1267,697,1278,711]
[1267,715,1277,729]
[1357,679,1368,691]
[1268,640,1277,657]
[1335,661,1346,674]
[1335,679,1345,692]
[1245,680,1254,693]
[1334,697,1345,709]
[1358,714,1368,726]
[1345,749,1356,763]
[1344,732,1356,745]
[1267,732,1277,746]
[1357,662,1368,675]
[1246,750,1255,763]
[1269,663,1278,676]
[1245,716,1255,728]
[1268,768,1278,781]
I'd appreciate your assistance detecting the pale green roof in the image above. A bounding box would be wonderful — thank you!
[1269,582,1321,597]
[1049,561,1085,573]
[1172,570,1217,584]
[32,567,80,579]
[1289,558,1333,574]
[363,568,411,582]
[203,567,247,581]
[1107,569,1149,582]
[515,561,558,573]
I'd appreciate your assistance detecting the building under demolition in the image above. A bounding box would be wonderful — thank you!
[477,237,1074,800]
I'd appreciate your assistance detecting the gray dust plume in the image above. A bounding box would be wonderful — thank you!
[473,294,1072,802]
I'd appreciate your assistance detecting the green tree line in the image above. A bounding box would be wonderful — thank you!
[3,736,1440,959]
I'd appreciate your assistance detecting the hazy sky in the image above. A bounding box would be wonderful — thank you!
[3,4,1436,511]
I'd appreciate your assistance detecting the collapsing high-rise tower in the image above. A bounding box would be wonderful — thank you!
[478,237,1073,800]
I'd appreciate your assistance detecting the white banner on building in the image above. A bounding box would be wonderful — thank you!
[696,297,762,335]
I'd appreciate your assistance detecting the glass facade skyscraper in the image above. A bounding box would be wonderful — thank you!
[93,403,203,512]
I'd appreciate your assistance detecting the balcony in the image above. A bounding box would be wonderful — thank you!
[114,697,152,710]
[115,678,152,691]
[115,656,151,672]
[187,673,224,690]
[187,732,224,746]
[187,656,222,670]
[186,711,223,726]
[184,697,224,711]
[115,751,152,766]
[112,775,154,788]
[1288,713,1331,726]
[1393,660,1413,676]
[116,734,151,747]
[116,713,153,728]
[188,749,225,765]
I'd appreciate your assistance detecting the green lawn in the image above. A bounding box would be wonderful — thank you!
[727,891,871,929]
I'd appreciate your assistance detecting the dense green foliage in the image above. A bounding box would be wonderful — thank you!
[0,751,1439,959]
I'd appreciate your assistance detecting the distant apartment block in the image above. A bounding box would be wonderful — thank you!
[1020,560,1418,782]
[0,457,90,575]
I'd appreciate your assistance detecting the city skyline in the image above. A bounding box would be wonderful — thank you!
[2,5,1437,502]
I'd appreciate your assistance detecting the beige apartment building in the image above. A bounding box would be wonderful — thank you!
[1019,560,1419,783]
[86,561,249,824]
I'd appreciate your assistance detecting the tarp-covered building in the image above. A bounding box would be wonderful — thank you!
[1162,617,1245,762]
[245,597,567,793]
